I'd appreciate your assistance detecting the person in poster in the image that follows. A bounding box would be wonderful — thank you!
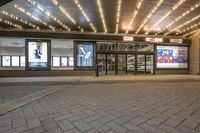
[28,42,48,68]
[34,44,42,59]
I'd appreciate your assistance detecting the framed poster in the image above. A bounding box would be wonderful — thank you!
[61,57,68,67]
[69,57,74,67]
[75,41,95,68]
[2,56,11,66]
[20,56,25,67]
[11,56,20,67]
[25,39,51,70]
[156,45,188,69]
[52,57,60,67]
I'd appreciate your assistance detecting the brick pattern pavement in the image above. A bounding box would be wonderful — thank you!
[0,86,46,104]
[0,82,200,133]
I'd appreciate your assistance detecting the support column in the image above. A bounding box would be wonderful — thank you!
[190,31,200,74]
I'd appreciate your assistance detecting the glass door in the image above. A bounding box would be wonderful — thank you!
[118,54,126,74]
[136,54,145,74]
[127,54,136,74]
[146,54,154,74]
[107,54,115,74]
[97,54,106,75]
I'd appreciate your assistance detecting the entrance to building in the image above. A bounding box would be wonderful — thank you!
[97,53,154,75]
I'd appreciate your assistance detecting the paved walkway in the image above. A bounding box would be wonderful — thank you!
[1,75,200,84]
[0,75,200,133]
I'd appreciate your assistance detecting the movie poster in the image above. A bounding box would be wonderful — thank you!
[11,56,20,67]
[61,57,68,67]
[20,56,25,67]
[28,42,48,68]
[77,43,93,67]
[157,46,188,68]
[2,56,10,66]
[53,57,60,67]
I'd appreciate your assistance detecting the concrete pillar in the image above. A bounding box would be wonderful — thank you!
[189,31,200,74]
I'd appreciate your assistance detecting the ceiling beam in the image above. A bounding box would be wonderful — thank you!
[0,0,14,7]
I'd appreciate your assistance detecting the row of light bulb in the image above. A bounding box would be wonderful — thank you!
[155,2,200,35]
[14,4,55,30]
[135,0,165,34]
[50,0,76,26]
[1,10,39,29]
[164,14,200,35]
[178,21,200,35]
[97,0,107,33]
[183,28,199,37]
[126,0,144,34]
[115,0,121,33]
[74,0,96,32]
[0,18,22,29]
[146,0,186,35]
[27,0,68,30]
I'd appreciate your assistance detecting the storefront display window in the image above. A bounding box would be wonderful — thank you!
[51,39,74,69]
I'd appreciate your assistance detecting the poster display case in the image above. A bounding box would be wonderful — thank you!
[25,39,51,70]
[156,45,188,69]
[75,41,95,68]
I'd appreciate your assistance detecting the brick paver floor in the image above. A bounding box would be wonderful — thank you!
[0,85,46,105]
[0,81,200,133]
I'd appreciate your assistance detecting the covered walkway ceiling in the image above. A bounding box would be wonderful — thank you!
[0,0,199,37]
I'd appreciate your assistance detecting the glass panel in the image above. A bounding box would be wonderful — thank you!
[0,38,25,56]
[77,44,94,67]
[137,55,145,73]
[146,55,154,74]
[53,57,60,67]
[20,56,25,67]
[51,39,74,69]
[118,54,126,74]
[2,56,10,66]
[97,54,106,75]
[11,56,20,67]
[107,54,115,74]
[127,54,135,73]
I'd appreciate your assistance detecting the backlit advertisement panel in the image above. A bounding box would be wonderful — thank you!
[77,43,94,67]
[28,42,48,68]
[26,39,51,70]
[157,46,188,68]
